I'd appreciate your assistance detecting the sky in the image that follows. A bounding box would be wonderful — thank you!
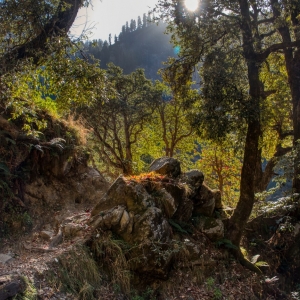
[71,0,159,41]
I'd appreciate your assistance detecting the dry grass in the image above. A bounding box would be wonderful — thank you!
[48,244,102,300]
[90,230,131,296]
[62,115,90,145]
[125,171,166,182]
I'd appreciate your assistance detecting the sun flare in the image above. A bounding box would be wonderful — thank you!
[184,0,199,11]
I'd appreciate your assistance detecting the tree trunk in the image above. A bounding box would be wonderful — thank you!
[254,145,292,193]
[226,0,262,247]
[227,119,260,246]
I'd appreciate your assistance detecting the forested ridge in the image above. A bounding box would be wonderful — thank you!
[0,0,300,299]
[82,16,176,80]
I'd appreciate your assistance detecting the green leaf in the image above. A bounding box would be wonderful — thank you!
[255,261,269,267]
[0,162,10,175]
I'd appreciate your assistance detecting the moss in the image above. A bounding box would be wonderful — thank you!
[14,276,38,300]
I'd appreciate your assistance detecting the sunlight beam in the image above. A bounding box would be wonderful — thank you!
[184,0,199,11]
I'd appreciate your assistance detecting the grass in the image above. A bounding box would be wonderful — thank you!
[48,245,102,300]
[90,231,131,296]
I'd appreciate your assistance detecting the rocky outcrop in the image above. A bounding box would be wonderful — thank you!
[149,157,181,178]
[0,114,109,235]
[196,216,224,241]
[88,158,224,279]
[22,163,108,230]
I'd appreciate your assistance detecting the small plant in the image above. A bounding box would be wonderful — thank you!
[206,277,215,290]
[215,238,238,249]
[131,287,155,300]
[15,276,38,300]
[206,277,222,300]
[168,219,193,234]
[126,172,166,183]
[213,287,223,300]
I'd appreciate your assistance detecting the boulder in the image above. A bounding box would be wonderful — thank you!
[0,275,26,300]
[149,157,181,178]
[193,183,216,217]
[154,188,178,218]
[91,176,155,217]
[90,176,185,278]
[0,254,13,265]
[39,230,54,241]
[197,217,224,241]
[184,170,204,191]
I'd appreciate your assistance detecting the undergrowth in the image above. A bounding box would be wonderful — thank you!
[48,245,102,300]
[90,230,131,296]
[14,276,38,300]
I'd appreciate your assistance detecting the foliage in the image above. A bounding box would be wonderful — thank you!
[48,245,102,300]
[90,231,131,296]
[215,238,238,250]
[82,63,158,175]
[154,0,300,248]
[205,277,222,300]
[196,139,243,206]
[133,81,200,173]
[15,276,38,300]
[1,48,106,136]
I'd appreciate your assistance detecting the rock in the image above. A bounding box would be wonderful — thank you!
[0,254,13,265]
[130,207,172,244]
[182,239,201,261]
[119,210,130,232]
[154,188,177,218]
[173,196,194,223]
[197,217,224,241]
[162,181,193,222]
[149,157,181,178]
[21,163,108,232]
[49,229,63,248]
[0,275,26,300]
[193,183,216,217]
[39,230,54,241]
[62,223,83,239]
[91,176,153,217]
[184,170,204,190]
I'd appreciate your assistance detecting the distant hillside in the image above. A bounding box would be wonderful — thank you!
[83,21,176,80]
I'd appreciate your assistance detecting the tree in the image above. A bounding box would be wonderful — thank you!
[137,16,142,29]
[154,82,197,157]
[82,64,157,175]
[0,0,83,75]
[269,0,300,192]
[0,0,106,133]
[197,140,243,207]
[156,0,299,262]
[142,13,147,28]
[254,53,293,192]
[130,19,137,32]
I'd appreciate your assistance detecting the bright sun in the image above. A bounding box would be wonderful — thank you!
[184,0,199,11]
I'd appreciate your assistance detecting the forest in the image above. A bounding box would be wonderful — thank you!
[0,0,300,299]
